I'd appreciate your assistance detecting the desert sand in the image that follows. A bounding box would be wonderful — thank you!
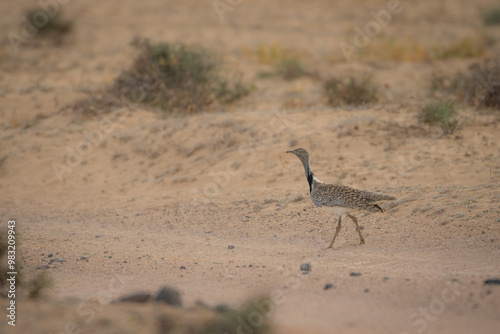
[0,0,499,333]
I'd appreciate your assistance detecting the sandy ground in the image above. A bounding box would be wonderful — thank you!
[1,0,500,333]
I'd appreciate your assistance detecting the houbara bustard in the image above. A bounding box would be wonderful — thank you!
[287,148,395,248]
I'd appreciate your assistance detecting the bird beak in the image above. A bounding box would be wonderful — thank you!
[286,150,293,154]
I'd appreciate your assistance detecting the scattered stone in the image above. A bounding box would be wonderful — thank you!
[350,272,362,277]
[47,253,53,258]
[104,251,108,254]
[36,265,50,270]
[249,264,253,268]
[364,289,369,293]
[80,256,89,261]
[49,258,66,264]
[179,266,186,270]
[300,263,311,272]
[383,277,389,282]
[155,286,182,307]
[95,235,101,238]
[228,245,235,250]
[118,292,151,303]
[214,303,231,313]
[484,279,500,285]
[108,256,112,259]
[324,283,334,290]
[135,213,141,216]
[123,261,127,263]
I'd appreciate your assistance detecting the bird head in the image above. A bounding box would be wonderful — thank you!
[286,148,310,163]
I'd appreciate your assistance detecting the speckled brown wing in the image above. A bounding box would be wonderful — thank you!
[311,183,388,212]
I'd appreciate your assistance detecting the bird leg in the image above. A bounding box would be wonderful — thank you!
[347,213,365,245]
[327,215,342,248]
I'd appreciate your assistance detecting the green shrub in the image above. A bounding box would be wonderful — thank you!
[275,58,308,80]
[421,101,459,134]
[323,74,378,106]
[483,8,500,25]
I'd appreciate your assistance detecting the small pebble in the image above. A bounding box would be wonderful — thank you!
[300,263,311,272]
[179,266,186,270]
[484,279,500,285]
[80,256,89,261]
[214,303,231,313]
[350,272,362,277]
[324,283,334,290]
[228,245,235,250]
[36,265,50,270]
[47,253,53,258]
[49,258,66,264]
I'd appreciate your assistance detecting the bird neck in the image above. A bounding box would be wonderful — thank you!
[302,160,315,193]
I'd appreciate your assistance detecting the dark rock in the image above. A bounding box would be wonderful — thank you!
[228,245,235,250]
[324,283,334,290]
[155,286,182,307]
[49,258,66,264]
[300,263,311,272]
[364,289,369,293]
[214,303,231,313]
[484,279,500,285]
[47,253,53,258]
[36,265,50,270]
[179,266,186,270]
[350,272,362,277]
[80,256,89,261]
[383,277,389,282]
[123,261,127,263]
[118,292,151,303]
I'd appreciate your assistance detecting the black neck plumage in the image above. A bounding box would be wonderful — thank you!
[306,168,314,193]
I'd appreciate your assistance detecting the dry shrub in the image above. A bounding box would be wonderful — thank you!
[194,295,274,334]
[24,9,72,43]
[482,7,500,26]
[323,74,378,106]
[455,58,500,108]
[72,39,251,115]
[112,39,251,112]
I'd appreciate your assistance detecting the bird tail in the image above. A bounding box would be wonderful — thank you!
[373,203,385,213]
[362,191,396,202]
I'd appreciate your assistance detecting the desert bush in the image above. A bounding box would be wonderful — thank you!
[275,58,308,80]
[25,9,72,41]
[195,295,273,334]
[421,100,459,135]
[483,8,500,25]
[28,271,52,299]
[455,59,500,108]
[111,39,251,112]
[323,74,378,106]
